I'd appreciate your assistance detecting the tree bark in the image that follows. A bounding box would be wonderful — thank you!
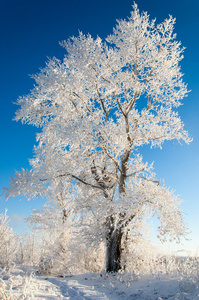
[105,216,123,272]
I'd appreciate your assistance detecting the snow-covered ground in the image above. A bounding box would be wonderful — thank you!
[1,265,199,299]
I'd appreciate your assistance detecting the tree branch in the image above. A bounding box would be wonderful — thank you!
[114,93,126,117]
[96,85,109,121]
[126,168,145,178]
[40,173,106,191]
[138,175,160,185]
[126,92,138,115]
[90,65,111,84]
[90,131,122,174]
[73,91,93,115]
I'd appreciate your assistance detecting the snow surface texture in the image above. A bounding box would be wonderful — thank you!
[1,265,199,299]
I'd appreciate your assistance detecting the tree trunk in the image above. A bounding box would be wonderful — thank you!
[105,150,129,272]
[105,216,123,272]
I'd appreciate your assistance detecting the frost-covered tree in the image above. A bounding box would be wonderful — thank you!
[5,4,191,272]
[0,210,18,268]
[27,182,73,275]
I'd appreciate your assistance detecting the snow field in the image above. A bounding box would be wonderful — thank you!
[1,263,199,300]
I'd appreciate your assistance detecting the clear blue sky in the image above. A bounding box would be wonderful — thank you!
[0,0,199,254]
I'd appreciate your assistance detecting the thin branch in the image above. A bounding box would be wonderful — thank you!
[69,98,84,119]
[146,92,156,111]
[114,93,126,117]
[126,92,138,115]
[96,85,108,121]
[147,135,164,141]
[73,91,93,115]
[124,90,128,105]
[126,168,145,178]
[138,175,160,186]
[0,190,5,197]
[90,65,111,84]
[100,75,111,84]
[102,147,122,174]
[40,173,106,191]
[107,63,116,74]
[90,131,122,174]
[143,69,153,84]
[107,93,113,116]
[123,213,136,228]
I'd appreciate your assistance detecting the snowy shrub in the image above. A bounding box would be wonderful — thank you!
[25,191,73,275]
[0,271,51,299]
[122,246,199,280]
[82,245,106,273]
[36,242,105,276]
[16,232,42,266]
[0,210,18,268]
[37,255,53,275]
[34,231,71,276]
[70,243,106,274]
[36,253,69,276]
[0,278,11,300]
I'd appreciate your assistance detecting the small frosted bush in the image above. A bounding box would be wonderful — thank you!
[0,210,18,268]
